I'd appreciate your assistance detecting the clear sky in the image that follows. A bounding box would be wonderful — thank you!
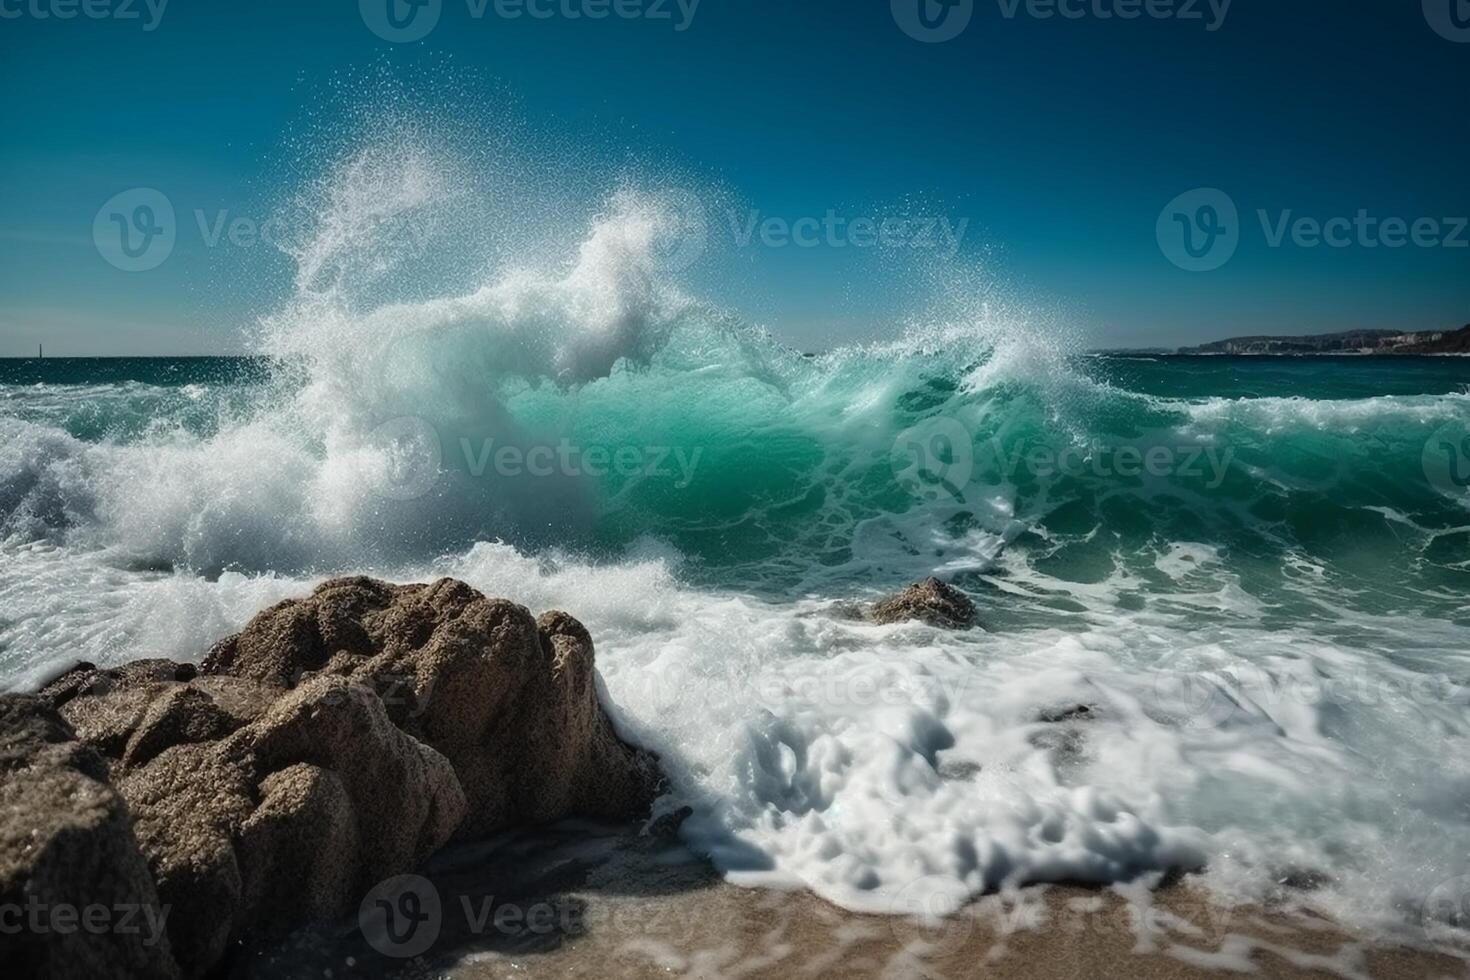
[1,0,1467,356]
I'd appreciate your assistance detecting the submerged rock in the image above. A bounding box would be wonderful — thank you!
[870,578,978,630]
[3,577,660,979]
[1037,704,1095,724]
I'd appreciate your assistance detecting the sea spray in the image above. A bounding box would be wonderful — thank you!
[3,134,1470,944]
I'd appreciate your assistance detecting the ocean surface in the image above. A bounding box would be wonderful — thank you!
[3,185,1470,946]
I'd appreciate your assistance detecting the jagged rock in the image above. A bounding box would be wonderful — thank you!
[201,576,662,836]
[35,667,467,977]
[870,578,978,630]
[41,661,274,766]
[0,696,179,980]
[118,677,466,974]
[8,577,658,978]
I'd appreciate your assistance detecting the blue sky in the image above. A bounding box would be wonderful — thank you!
[1,0,1467,356]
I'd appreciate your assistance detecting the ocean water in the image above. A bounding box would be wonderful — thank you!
[4,157,1470,947]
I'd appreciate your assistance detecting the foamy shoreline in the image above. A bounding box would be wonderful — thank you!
[233,823,1470,980]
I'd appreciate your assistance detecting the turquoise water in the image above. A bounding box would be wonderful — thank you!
[2,181,1469,942]
[5,351,1466,625]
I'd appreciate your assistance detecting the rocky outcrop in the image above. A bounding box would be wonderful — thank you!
[0,696,178,980]
[34,656,466,976]
[2,578,661,979]
[200,577,661,836]
[870,578,978,630]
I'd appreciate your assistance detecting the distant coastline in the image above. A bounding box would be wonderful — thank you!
[8,322,1470,361]
[1175,323,1470,356]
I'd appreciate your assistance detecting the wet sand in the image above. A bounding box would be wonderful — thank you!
[230,822,1470,980]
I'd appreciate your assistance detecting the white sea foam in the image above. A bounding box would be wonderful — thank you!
[5,535,1469,944]
[3,133,1470,951]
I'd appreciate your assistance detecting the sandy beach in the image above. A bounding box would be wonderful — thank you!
[228,823,1470,980]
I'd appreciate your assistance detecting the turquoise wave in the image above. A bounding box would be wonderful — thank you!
[3,338,1467,627]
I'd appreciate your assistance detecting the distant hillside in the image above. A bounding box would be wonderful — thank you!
[1180,324,1470,355]
[1397,324,1470,354]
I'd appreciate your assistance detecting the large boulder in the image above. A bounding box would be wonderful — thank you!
[0,696,178,980]
[870,577,978,630]
[201,577,662,836]
[38,666,466,977]
[5,577,659,978]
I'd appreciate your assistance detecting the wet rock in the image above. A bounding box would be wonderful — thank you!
[648,805,695,840]
[9,577,660,978]
[202,576,662,837]
[1275,867,1333,892]
[41,661,274,764]
[870,578,978,630]
[0,695,179,980]
[1037,704,1095,724]
[114,676,466,974]
[36,666,467,977]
